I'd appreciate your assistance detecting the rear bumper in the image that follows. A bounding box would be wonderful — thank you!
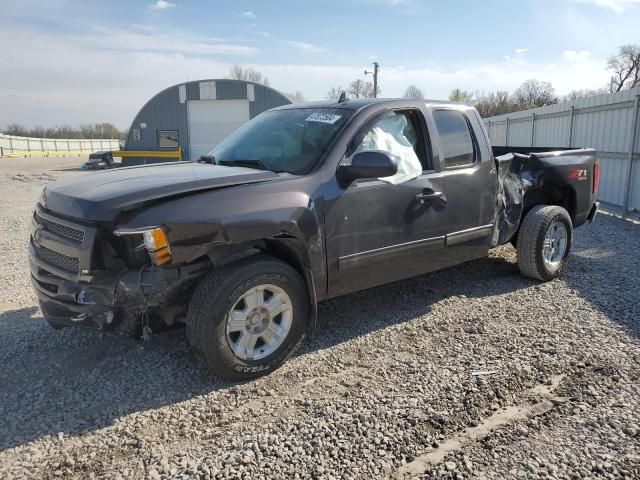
[30,248,209,330]
[587,201,599,223]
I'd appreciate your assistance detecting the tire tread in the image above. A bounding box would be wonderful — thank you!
[185,254,307,381]
[517,205,572,281]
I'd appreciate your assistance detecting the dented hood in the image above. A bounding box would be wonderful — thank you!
[41,162,279,222]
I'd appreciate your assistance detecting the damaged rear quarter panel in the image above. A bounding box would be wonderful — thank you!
[493,153,544,246]
[493,148,597,246]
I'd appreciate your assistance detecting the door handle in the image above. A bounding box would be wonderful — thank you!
[416,191,447,204]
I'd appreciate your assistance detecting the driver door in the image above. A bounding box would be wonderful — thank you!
[325,109,449,297]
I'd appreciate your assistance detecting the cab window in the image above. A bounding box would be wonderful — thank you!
[348,111,429,184]
[432,110,475,168]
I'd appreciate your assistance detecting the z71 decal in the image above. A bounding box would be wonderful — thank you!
[568,169,588,181]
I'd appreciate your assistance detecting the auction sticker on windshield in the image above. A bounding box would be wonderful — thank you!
[306,113,342,124]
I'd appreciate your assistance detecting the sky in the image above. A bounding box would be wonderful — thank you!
[1,0,639,129]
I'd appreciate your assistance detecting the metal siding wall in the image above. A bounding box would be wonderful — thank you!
[187,82,200,101]
[534,114,569,147]
[250,83,292,119]
[125,85,188,152]
[483,87,640,214]
[488,121,507,146]
[216,80,247,99]
[508,118,531,146]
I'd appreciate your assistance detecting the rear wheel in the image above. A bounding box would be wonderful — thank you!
[516,205,572,281]
[186,255,308,381]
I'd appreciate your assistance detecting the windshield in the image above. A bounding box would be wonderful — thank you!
[207,108,353,175]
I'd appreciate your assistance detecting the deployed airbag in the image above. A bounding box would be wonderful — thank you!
[352,114,423,185]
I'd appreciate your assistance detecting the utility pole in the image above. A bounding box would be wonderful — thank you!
[364,62,380,98]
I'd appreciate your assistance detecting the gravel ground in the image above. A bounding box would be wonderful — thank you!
[1,156,639,480]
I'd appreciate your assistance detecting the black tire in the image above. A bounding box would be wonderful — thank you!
[186,254,308,381]
[516,205,573,281]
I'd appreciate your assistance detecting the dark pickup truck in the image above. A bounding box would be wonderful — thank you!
[29,98,599,380]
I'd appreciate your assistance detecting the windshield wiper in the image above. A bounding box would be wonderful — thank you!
[217,159,268,171]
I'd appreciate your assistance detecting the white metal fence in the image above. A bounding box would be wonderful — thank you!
[0,134,120,157]
[484,87,640,217]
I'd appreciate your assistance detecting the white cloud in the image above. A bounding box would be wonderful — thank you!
[572,0,640,12]
[150,0,175,10]
[505,49,527,62]
[563,49,592,62]
[286,41,327,54]
[0,22,612,130]
[237,10,256,19]
[85,24,258,56]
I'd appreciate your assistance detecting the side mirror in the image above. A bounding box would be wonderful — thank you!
[338,150,398,185]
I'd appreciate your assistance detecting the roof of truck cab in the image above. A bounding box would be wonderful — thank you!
[272,98,467,111]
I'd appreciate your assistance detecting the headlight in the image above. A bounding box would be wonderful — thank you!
[115,226,172,266]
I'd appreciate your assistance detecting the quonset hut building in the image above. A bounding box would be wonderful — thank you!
[122,79,291,164]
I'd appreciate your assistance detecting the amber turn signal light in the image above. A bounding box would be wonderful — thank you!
[142,228,172,265]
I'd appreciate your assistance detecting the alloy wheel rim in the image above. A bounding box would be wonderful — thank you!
[542,220,568,270]
[225,284,293,361]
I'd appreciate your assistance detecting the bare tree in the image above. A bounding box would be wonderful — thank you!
[348,79,378,98]
[403,85,425,99]
[473,90,517,118]
[562,88,608,102]
[30,126,46,138]
[363,81,380,98]
[285,91,307,103]
[228,65,270,86]
[512,79,558,108]
[607,44,640,92]
[326,86,346,99]
[3,123,28,136]
[348,79,368,98]
[448,88,473,104]
[3,123,124,139]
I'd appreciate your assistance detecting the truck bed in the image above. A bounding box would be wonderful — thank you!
[492,146,579,157]
[492,146,598,246]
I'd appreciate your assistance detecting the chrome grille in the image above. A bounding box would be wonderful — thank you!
[35,212,85,243]
[34,243,80,274]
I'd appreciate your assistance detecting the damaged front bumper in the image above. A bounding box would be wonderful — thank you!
[30,247,209,330]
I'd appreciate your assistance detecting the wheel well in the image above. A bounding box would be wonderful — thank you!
[203,237,318,328]
[522,186,576,224]
[507,186,576,245]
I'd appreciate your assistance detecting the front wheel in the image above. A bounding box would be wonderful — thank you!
[516,205,573,281]
[186,255,309,381]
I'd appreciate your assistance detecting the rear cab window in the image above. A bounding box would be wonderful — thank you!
[432,109,476,168]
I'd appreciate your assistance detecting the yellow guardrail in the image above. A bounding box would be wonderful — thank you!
[1,151,95,158]
[111,150,182,160]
